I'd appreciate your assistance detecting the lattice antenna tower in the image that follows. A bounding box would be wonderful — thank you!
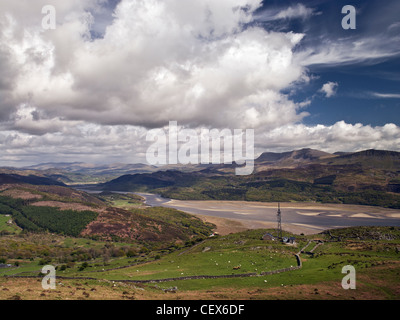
[277,202,282,241]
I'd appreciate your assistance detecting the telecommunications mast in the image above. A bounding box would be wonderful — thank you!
[277,202,282,241]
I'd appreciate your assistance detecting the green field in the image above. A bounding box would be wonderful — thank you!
[1,186,399,300]
[1,227,399,300]
[97,192,145,210]
[0,215,19,234]
[65,230,299,281]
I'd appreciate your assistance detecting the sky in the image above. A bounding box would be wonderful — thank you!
[0,0,399,166]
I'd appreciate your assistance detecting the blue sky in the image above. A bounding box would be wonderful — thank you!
[88,0,400,127]
[255,0,400,127]
[0,0,399,166]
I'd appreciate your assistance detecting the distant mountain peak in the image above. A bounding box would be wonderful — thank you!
[339,149,400,158]
[256,148,333,166]
[290,148,332,159]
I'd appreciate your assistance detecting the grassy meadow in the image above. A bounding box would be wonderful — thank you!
[1,227,399,300]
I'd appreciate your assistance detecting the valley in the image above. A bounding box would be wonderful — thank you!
[0,148,400,301]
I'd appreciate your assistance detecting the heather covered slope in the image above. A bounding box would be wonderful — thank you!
[0,184,214,245]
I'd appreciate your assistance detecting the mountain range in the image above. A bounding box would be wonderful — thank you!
[1,148,400,208]
[97,148,400,208]
[2,147,400,179]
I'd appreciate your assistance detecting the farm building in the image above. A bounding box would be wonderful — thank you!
[262,232,276,241]
[283,237,296,244]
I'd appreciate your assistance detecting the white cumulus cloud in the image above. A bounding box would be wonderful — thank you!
[320,82,339,98]
[0,0,400,166]
[0,0,310,131]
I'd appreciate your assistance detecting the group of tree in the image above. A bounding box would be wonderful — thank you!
[0,195,98,237]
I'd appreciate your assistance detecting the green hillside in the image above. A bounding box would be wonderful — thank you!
[0,195,99,237]
[0,184,214,245]
[1,226,399,300]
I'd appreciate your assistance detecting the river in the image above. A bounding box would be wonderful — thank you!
[76,187,400,234]
[135,192,400,233]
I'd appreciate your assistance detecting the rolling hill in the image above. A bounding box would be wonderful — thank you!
[0,151,399,301]
[0,183,214,245]
[2,148,400,208]
[255,148,400,170]
[2,161,214,185]
[255,148,335,168]
[0,173,66,186]
[318,149,400,169]
[25,162,159,175]
[100,149,400,208]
